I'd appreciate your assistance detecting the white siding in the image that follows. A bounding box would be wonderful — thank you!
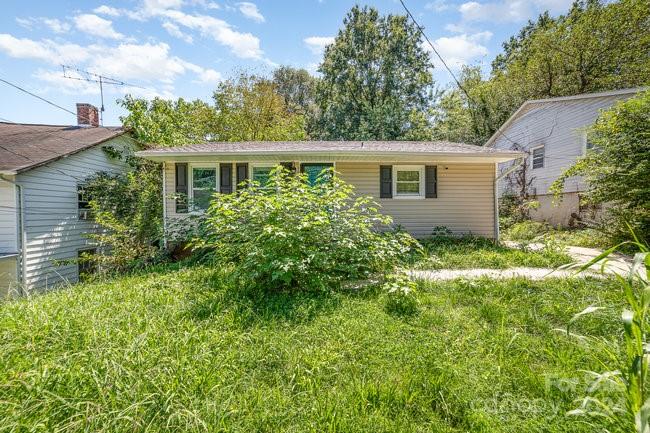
[164,160,496,239]
[0,178,17,253]
[493,94,637,196]
[15,135,135,292]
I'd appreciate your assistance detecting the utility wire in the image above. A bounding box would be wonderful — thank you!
[398,0,524,148]
[0,77,77,117]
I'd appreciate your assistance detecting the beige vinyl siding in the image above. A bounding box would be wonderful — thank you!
[0,178,17,253]
[16,135,135,292]
[164,161,496,239]
[337,162,495,238]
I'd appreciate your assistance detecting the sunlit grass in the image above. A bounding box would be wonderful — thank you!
[0,266,622,432]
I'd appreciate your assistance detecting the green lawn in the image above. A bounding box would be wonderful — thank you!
[0,265,623,432]
[412,236,573,270]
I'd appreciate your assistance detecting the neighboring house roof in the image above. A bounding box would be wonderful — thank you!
[484,87,648,148]
[137,141,522,162]
[0,122,126,175]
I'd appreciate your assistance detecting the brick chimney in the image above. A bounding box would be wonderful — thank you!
[76,103,99,127]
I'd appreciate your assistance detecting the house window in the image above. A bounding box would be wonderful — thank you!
[77,184,92,220]
[301,163,334,185]
[531,146,544,169]
[393,166,424,198]
[191,166,217,211]
[250,164,275,187]
[77,248,97,282]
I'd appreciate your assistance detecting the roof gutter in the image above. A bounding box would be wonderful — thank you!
[0,175,26,295]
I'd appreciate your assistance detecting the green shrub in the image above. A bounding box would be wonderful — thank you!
[502,220,550,242]
[383,272,419,316]
[195,167,418,291]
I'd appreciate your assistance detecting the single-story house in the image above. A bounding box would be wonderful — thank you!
[0,104,137,296]
[136,141,522,242]
[486,87,647,226]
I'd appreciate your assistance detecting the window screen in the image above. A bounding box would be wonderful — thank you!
[532,147,544,169]
[192,167,217,211]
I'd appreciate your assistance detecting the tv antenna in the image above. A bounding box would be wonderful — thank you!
[61,65,147,125]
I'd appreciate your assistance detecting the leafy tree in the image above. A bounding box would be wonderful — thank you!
[435,0,650,145]
[195,167,418,292]
[272,66,318,116]
[550,90,650,242]
[119,96,216,146]
[314,5,435,140]
[212,73,307,141]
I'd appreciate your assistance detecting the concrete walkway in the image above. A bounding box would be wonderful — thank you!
[409,267,601,281]
[410,243,640,282]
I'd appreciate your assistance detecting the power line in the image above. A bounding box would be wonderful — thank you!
[398,0,523,148]
[0,77,77,117]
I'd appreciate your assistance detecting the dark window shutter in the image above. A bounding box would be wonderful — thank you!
[236,163,248,188]
[379,165,392,198]
[220,163,233,193]
[425,165,437,198]
[175,163,188,213]
[280,161,296,173]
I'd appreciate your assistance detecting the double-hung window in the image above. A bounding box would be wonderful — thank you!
[531,146,544,169]
[191,166,217,211]
[301,163,334,186]
[250,164,275,187]
[393,165,424,198]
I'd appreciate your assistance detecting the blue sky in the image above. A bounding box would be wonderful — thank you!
[0,0,573,126]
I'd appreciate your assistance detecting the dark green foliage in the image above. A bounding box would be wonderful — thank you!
[195,168,418,291]
[314,5,435,140]
[0,265,625,432]
[83,151,165,273]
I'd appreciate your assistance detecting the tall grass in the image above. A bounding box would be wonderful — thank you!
[0,265,624,432]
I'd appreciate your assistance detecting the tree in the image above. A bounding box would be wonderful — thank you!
[434,0,650,145]
[314,5,435,140]
[272,66,318,116]
[551,90,650,242]
[212,73,307,141]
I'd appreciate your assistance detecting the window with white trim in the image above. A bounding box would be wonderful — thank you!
[531,146,544,169]
[393,165,424,198]
[250,164,276,187]
[190,166,217,211]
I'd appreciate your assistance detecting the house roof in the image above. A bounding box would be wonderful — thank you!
[484,87,648,147]
[137,141,523,162]
[0,122,126,175]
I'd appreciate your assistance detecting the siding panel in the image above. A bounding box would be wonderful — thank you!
[16,135,135,292]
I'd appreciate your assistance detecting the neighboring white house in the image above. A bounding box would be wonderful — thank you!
[0,104,136,296]
[136,141,522,244]
[486,87,647,226]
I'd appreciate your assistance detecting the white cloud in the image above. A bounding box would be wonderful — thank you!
[425,0,450,12]
[74,14,125,40]
[304,36,334,55]
[237,2,265,23]
[143,0,185,13]
[43,18,71,34]
[93,5,122,17]
[161,9,263,59]
[0,34,221,95]
[0,34,91,64]
[427,32,492,69]
[162,21,193,43]
[15,17,70,34]
[459,0,573,23]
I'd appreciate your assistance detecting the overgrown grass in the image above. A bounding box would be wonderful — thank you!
[412,236,573,270]
[502,221,611,249]
[0,266,624,432]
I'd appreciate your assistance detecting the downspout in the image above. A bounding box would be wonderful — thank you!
[161,162,167,250]
[0,175,26,294]
[493,157,525,243]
